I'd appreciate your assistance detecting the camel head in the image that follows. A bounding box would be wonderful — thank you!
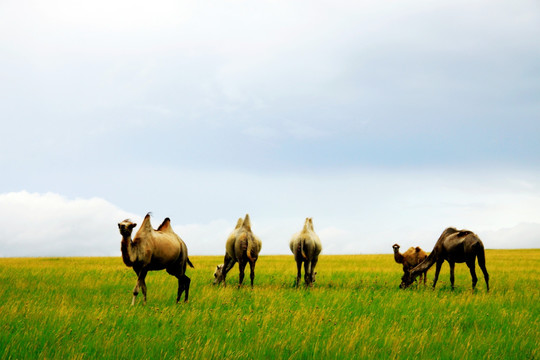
[399,270,415,289]
[213,264,225,285]
[392,244,400,253]
[118,219,137,238]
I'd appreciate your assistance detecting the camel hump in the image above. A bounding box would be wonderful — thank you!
[140,213,153,230]
[242,214,251,231]
[235,218,243,229]
[302,218,310,233]
[157,217,172,231]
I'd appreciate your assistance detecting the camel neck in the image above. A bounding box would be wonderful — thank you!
[121,234,133,245]
[120,235,135,267]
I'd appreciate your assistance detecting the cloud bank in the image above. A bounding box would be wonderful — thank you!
[1,167,539,257]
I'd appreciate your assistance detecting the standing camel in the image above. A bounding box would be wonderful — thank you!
[290,218,322,286]
[118,213,194,305]
[400,227,489,291]
[213,214,262,287]
[392,244,428,285]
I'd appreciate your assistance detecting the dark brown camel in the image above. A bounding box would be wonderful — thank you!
[118,214,194,305]
[400,227,489,291]
[213,214,262,287]
[392,244,428,285]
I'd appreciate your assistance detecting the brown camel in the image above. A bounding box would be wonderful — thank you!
[400,227,489,291]
[289,218,322,286]
[213,214,262,287]
[392,244,428,285]
[118,213,194,305]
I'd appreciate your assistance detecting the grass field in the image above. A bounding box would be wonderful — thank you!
[0,250,538,359]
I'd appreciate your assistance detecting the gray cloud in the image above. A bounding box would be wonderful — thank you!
[1,0,539,175]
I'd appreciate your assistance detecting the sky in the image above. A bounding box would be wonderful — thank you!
[0,0,539,257]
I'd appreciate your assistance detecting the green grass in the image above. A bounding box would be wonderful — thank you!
[0,250,539,359]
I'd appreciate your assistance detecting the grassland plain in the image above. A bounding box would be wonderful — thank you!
[0,250,538,359]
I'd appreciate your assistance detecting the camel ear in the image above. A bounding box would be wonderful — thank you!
[130,223,137,229]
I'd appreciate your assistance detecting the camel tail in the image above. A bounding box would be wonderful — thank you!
[476,241,490,290]
[476,244,486,267]
[187,257,194,268]
[247,234,257,262]
[300,238,307,260]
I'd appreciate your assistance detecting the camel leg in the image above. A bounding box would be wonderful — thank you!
[310,257,319,285]
[477,249,490,291]
[222,258,236,287]
[131,282,139,306]
[176,276,185,303]
[131,269,140,305]
[449,262,455,290]
[132,270,147,305]
[467,260,478,290]
[238,260,247,286]
[423,271,427,285]
[304,261,311,286]
[296,260,302,287]
[140,271,148,305]
[432,260,443,289]
[177,275,191,303]
[249,261,256,288]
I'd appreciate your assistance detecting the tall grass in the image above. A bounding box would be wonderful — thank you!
[0,250,538,359]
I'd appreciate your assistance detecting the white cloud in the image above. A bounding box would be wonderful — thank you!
[0,192,138,257]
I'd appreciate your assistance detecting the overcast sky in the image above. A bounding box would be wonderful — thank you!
[1,0,539,257]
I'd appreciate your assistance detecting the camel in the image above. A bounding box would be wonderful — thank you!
[400,227,489,291]
[213,214,262,287]
[289,218,322,287]
[392,244,428,285]
[118,213,194,305]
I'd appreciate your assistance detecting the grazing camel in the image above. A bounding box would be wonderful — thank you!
[290,218,322,287]
[400,227,489,291]
[392,244,428,285]
[213,214,262,287]
[118,214,194,305]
